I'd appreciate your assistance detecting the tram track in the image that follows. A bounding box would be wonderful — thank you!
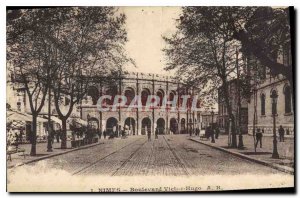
[162,135,190,176]
[110,139,148,176]
[72,137,145,175]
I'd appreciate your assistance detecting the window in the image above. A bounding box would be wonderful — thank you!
[284,86,292,114]
[271,90,278,115]
[261,94,265,115]
[125,88,135,105]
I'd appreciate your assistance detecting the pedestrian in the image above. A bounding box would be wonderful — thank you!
[147,129,151,141]
[103,130,107,139]
[215,127,220,139]
[197,128,200,136]
[99,130,102,139]
[279,125,285,142]
[205,127,209,139]
[210,126,215,143]
[155,127,158,139]
[56,128,61,143]
[255,128,263,148]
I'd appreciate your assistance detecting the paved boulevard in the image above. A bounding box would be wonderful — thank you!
[25,134,289,176]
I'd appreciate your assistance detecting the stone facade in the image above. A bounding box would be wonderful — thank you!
[248,75,294,136]
[80,72,201,135]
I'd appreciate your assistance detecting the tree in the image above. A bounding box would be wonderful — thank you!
[7,7,132,151]
[163,7,246,148]
[46,7,130,149]
[7,9,57,155]
[231,7,293,86]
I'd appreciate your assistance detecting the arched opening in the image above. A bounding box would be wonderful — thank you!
[180,118,186,134]
[261,93,266,115]
[178,88,186,108]
[156,89,164,107]
[141,117,151,135]
[105,86,118,105]
[88,117,99,138]
[156,118,165,134]
[271,90,278,115]
[124,117,136,135]
[106,117,118,135]
[170,118,178,134]
[87,86,99,105]
[284,85,292,114]
[141,88,151,106]
[88,117,99,129]
[124,87,135,106]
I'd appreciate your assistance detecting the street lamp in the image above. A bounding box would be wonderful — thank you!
[211,110,215,143]
[270,91,279,159]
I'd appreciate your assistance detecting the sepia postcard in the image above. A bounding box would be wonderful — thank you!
[6,6,295,192]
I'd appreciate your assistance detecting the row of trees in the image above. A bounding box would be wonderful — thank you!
[163,7,293,147]
[7,7,131,155]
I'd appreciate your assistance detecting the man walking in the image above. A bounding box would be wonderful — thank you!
[215,126,220,139]
[103,130,107,139]
[210,126,215,143]
[99,130,102,139]
[279,125,285,142]
[255,128,263,148]
[147,129,151,141]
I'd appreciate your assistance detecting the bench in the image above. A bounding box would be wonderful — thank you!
[7,147,26,161]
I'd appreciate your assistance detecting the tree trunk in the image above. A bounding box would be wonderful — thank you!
[30,115,37,156]
[61,118,67,149]
[222,79,237,148]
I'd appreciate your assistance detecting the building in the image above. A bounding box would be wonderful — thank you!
[200,111,218,129]
[80,72,201,135]
[247,47,294,136]
[218,79,248,134]
[6,64,81,141]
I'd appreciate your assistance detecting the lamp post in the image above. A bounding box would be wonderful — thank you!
[211,110,215,143]
[271,91,279,159]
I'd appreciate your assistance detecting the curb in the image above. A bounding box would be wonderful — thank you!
[189,138,294,175]
[7,141,104,169]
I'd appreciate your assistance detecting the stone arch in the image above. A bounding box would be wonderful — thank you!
[156,118,165,134]
[141,117,151,135]
[88,117,99,129]
[124,87,135,105]
[124,117,136,135]
[169,118,178,134]
[283,84,292,114]
[270,89,278,115]
[156,89,165,106]
[180,118,186,133]
[105,117,118,134]
[141,88,151,106]
[105,86,118,105]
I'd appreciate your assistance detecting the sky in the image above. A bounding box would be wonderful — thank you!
[120,7,181,75]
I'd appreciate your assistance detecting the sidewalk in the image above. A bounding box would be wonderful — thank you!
[7,139,105,169]
[190,134,294,173]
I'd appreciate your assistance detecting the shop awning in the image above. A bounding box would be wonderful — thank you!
[7,110,48,123]
[68,117,88,126]
[43,115,62,126]
[7,111,32,122]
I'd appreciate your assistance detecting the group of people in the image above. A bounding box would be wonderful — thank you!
[99,126,131,140]
[254,125,286,149]
[146,127,159,141]
[203,125,220,143]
